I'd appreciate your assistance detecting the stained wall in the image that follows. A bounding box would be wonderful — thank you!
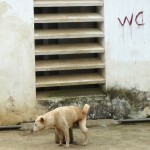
[105,0,150,91]
[0,0,36,125]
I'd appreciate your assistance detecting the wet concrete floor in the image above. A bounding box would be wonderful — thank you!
[0,122,150,150]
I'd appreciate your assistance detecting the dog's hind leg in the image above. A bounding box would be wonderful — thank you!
[79,118,88,146]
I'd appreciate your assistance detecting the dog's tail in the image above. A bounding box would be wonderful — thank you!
[82,104,90,115]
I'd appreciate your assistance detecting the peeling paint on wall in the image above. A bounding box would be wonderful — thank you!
[0,91,48,125]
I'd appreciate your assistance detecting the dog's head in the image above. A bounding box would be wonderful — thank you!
[32,114,54,133]
[32,116,45,133]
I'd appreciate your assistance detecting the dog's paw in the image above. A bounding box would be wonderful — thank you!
[64,145,69,148]
[82,142,88,146]
[58,143,63,146]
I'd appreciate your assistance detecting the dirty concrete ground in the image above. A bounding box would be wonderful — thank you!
[0,120,150,150]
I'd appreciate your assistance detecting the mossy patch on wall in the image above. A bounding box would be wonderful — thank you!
[106,87,149,111]
[40,87,150,120]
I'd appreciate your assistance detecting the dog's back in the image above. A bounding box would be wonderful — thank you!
[53,104,90,128]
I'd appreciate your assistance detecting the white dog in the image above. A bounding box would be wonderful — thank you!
[32,104,90,148]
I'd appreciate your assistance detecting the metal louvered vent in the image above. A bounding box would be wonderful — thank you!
[34,0,105,101]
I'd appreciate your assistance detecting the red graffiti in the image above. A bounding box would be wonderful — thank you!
[135,11,144,26]
[118,14,133,26]
[118,11,144,26]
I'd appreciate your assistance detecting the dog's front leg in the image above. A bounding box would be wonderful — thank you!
[55,128,63,146]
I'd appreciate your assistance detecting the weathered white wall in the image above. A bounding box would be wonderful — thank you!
[105,0,150,91]
[0,0,36,125]
[1,0,150,124]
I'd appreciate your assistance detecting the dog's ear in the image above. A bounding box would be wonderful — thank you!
[39,117,45,124]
